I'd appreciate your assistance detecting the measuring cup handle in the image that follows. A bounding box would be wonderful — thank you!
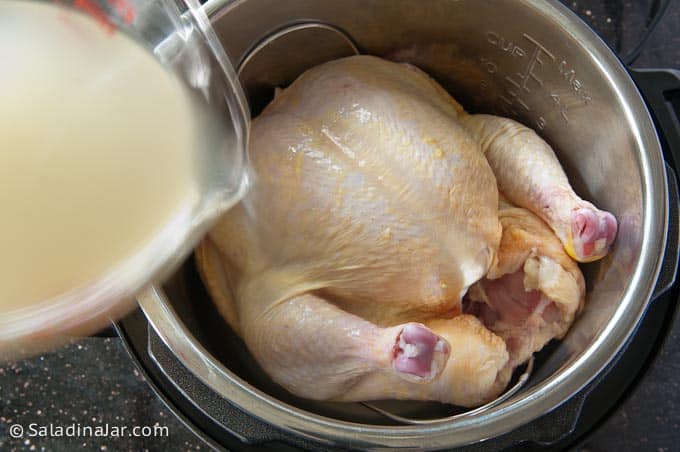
[631,69,680,300]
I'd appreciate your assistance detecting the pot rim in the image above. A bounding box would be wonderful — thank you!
[140,0,669,448]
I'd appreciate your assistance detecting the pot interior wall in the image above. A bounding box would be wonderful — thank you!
[160,0,645,424]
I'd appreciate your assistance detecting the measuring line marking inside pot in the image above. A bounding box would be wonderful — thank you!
[482,30,593,132]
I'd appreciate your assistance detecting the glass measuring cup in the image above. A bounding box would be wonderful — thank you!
[0,0,249,358]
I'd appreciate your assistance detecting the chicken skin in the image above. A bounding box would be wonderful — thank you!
[197,55,611,407]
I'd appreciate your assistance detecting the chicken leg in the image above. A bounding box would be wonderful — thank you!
[198,236,510,407]
[240,293,452,400]
[460,114,617,263]
[333,315,510,407]
[197,238,452,400]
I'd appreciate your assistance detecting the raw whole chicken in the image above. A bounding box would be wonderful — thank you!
[196,55,615,407]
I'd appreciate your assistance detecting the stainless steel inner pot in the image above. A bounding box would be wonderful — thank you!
[138,0,670,448]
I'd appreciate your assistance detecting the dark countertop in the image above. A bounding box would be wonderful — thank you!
[1,1,679,451]
[0,338,205,451]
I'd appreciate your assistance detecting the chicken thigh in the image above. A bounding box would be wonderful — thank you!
[197,55,608,407]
